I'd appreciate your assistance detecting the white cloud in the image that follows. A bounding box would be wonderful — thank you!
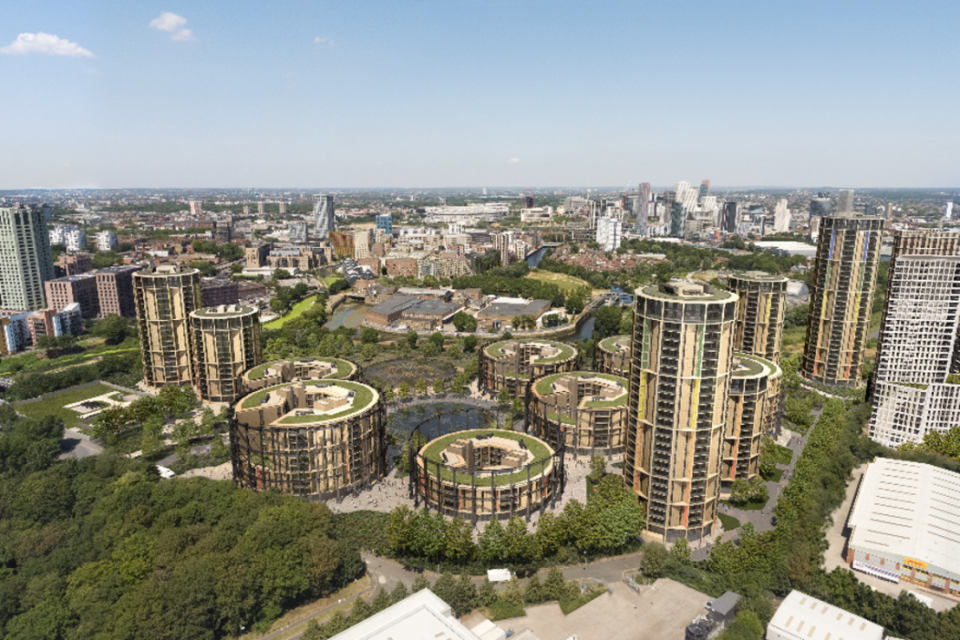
[150,12,195,41]
[508,158,520,164]
[0,32,95,57]
[314,36,334,47]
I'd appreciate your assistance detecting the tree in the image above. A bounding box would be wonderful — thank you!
[406,330,418,349]
[565,292,586,315]
[361,344,376,361]
[478,578,497,607]
[433,378,446,395]
[428,332,445,350]
[421,342,440,358]
[534,512,565,558]
[503,516,535,563]
[542,568,568,601]
[452,574,479,617]
[386,506,414,554]
[497,386,511,405]
[588,454,606,483]
[95,313,131,344]
[502,576,524,606]
[398,381,410,400]
[524,574,545,604]
[670,537,691,564]
[462,335,478,352]
[415,379,428,397]
[361,327,379,344]
[642,542,668,578]
[593,305,623,340]
[390,581,409,604]
[478,519,507,564]
[444,517,475,563]
[406,574,436,600]
[452,312,477,333]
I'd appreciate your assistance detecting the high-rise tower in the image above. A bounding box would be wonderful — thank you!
[0,205,56,311]
[190,304,262,403]
[134,265,203,388]
[624,281,738,543]
[633,182,650,236]
[837,189,854,213]
[313,194,335,239]
[727,271,788,364]
[801,214,883,387]
[868,230,960,446]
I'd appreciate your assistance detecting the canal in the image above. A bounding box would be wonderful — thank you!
[526,246,549,268]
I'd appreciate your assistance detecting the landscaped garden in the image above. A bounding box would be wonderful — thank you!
[263,294,320,329]
[15,382,121,430]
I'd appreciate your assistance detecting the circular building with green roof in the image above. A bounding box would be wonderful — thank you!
[241,357,359,393]
[478,339,579,396]
[722,353,781,494]
[528,371,629,453]
[412,427,561,520]
[595,335,632,377]
[231,378,385,500]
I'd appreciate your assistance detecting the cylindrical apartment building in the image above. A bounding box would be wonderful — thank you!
[624,281,738,543]
[241,357,358,392]
[595,335,632,376]
[801,214,883,387]
[478,339,578,396]
[727,271,788,364]
[134,265,203,388]
[231,379,385,499]
[190,304,262,403]
[528,371,628,454]
[721,353,780,491]
[411,427,561,521]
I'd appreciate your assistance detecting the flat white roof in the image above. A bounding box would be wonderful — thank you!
[330,589,483,640]
[847,458,960,574]
[768,590,883,640]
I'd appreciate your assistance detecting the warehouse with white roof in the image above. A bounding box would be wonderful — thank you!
[767,590,884,640]
[844,458,960,597]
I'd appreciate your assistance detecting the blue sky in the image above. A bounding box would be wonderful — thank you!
[1,1,958,189]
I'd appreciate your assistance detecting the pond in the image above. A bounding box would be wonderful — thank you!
[387,402,495,441]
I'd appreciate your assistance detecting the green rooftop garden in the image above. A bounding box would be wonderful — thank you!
[420,429,553,486]
[534,371,627,402]
[246,358,354,381]
[240,380,376,422]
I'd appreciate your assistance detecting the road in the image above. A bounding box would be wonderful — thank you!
[59,427,104,459]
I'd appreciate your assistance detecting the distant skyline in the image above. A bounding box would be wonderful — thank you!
[2,1,959,189]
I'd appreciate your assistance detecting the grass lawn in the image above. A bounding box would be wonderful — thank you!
[264,295,319,330]
[770,443,793,466]
[486,600,526,621]
[420,429,552,486]
[524,270,591,293]
[559,586,607,615]
[718,513,741,531]
[0,336,140,375]
[783,420,810,436]
[16,383,117,430]
[722,497,767,511]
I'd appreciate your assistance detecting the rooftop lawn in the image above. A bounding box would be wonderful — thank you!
[16,383,120,430]
[732,354,767,377]
[534,371,627,400]
[600,335,630,352]
[420,429,553,486]
[241,379,376,421]
[246,358,353,381]
[486,340,576,363]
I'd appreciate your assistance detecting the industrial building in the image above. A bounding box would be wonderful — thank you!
[527,371,628,454]
[478,339,578,397]
[0,205,56,311]
[190,304,262,403]
[595,334,631,376]
[231,379,386,499]
[801,214,883,387]
[722,353,780,490]
[845,458,960,597]
[727,271,788,364]
[623,281,738,543]
[766,591,884,640]
[475,298,552,332]
[868,229,960,447]
[134,265,203,388]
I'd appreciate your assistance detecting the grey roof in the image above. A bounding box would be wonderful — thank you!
[478,299,551,317]
[369,296,419,315]
[709,591,740,617]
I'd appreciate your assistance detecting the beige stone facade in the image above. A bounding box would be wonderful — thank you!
[478,339,579,397]
[528,371,629,453]
[624,281,738,543]
[134,265,203,388]
[727,271,788,365]
[190,304,262,403]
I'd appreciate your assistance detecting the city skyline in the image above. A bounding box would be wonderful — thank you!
[2,1,959,189]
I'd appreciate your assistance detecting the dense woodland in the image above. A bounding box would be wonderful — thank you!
[0,407,365,640]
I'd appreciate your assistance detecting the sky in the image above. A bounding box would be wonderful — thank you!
[1,0,958,190]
